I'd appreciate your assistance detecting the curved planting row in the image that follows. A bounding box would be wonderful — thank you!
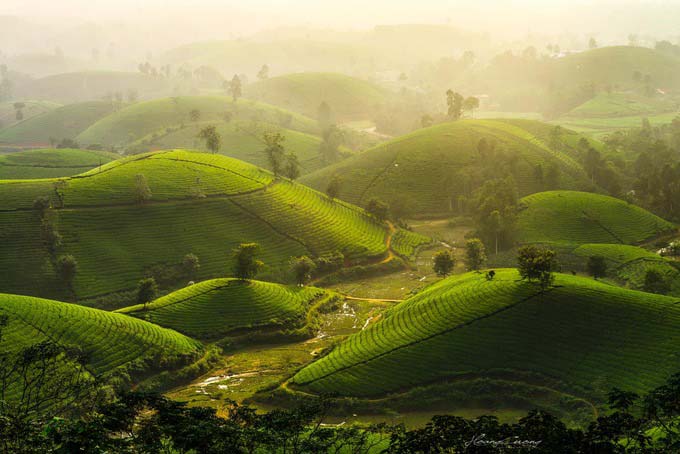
[0,293,200,375]
[293,270,680,398]
[233,180,387,259]
[518,191,674,245]
[118,278,327,338]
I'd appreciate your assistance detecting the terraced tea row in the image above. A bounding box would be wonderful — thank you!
[118,279,327,339]
[293,270,680,398]
[517,191,674,245]
[0,293,201,376]
[0,148,118,179]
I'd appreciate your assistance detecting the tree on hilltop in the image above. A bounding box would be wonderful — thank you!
[446,90,464,120]
[197,125,221,154]
[137,277,158,309]
[462,97,479,118]
[517,245,558,291]
[433,250,456,277]
[284,152,300,180]
[233,243,264,281]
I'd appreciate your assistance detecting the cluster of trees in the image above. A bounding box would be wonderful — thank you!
[263,131,300,179]
[604,117,680,220]
[445,90,479,120]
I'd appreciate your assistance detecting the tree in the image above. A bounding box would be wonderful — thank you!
[257,64,269,80]
[137,277,158,309]
[33,196,51,219]
[317,101,333,131]
[433,250,456,277]
[589,37,598,49]
[189,109,201,122]
[517,245,558,291]
[263,132,285,176]
[319,125,343,164]
[13,102,24,121]
[229,75,242,102]
[462,96,479,117]
[465,238,487,271]
[182,253,200,280]
[134,174,152,204]
[421,114,434,128]
[587,255,607,279]
[488,210,502,255]
[326,175,342,199]
[232,243,264,281]
[197,125,221,154]
[446,90,464,120]
[643,269,670,294]
[284,152,300,180]
[290,256,316,286]
[365,198,389,221]
[56,255,78,292]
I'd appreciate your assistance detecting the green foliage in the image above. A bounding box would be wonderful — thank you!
[133,173,152,204]
[446,90,464,119]
[325,174,342,199]
[517,245,558,290]
[55,254,78,288]
[290,256,316,285]
[263,131,285,176]
[433,250,455,276]
[137,277,158,307]
[466,238,487,271]
[365,197,389,221]
[643,268,670,294]
[587,255,607,279]
[228,75,242,102]
[181,253,200,280]
[294,270,680,398]
[197,125,220,153]
[0,148,117,179]
[232,243,264,280]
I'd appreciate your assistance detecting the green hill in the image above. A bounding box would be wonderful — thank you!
[130,121,328,174]
[552,46,680,90]
[76,96,318,149]
[247,72,390,121]
[0,101,118,146]
[0,292,200,377]
[0,150,408,302]
[0,100,60,130]
[564,92,675,118]
[0,148,119,179]
[292,270,680,398]
[517,191,674,245]
[572,243,680,295]
[17,71,169,104]
[118,278,330,339]
[301,119,592,217]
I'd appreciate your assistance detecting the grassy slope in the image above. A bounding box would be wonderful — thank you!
[77,96,318,148]
[118,278,328,339]
[517,191,674,245]
[301,119,592,216]
[0,101,117,145]
[247,72,389,121]
[0,148,119,179]
[565,92,675,118]
[0,150,391,300]
[0,100,60,130]
[0,293,200,376]
[292,270,680,398]
[19,71,167,103]
[138,121,327,174]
